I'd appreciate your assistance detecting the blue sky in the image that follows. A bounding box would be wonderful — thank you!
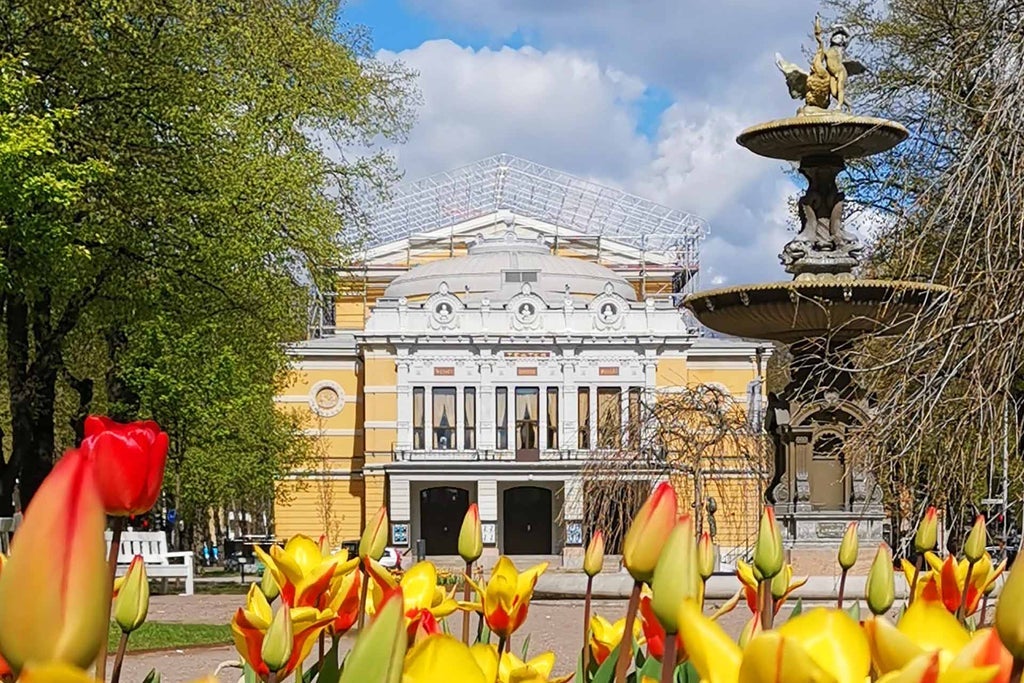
[342,0,825,286]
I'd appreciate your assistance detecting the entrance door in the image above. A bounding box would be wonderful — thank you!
[419,487,469,555]
[503,486,552,554]
[809,434,848,511]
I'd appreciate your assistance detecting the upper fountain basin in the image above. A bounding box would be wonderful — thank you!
[737,115,909,161]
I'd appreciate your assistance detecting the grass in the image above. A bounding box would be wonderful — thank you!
[108,622,233,652]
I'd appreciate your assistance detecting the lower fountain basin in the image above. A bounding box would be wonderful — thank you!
[737,115,909,161]
[684,279,951,344]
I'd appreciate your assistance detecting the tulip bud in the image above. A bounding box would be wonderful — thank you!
[458,503,483,564]
[964,515,987,564]
[359,506,389,561]
[738,613,762,648]
[697,531,716,580]
[261,605,294,673]
[866,544,894,616]
[622,482,678,583]
[114,555,150,633]
[914,506,938,553]
[995,551,1024,659]
[753,506,784,580]
[651,516,699,634]
[260,567,280,603]
[338,588,407,683]
[584,530,605,578]
[838,522,859,571]
[770,567,790,600]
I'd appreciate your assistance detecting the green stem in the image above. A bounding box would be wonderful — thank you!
[109,631,129,683]
[837,569,848,610]
[97,517,124,682]
[660,633,678,683]
[495,635,507,682]
[582,576,593,673]
[356,561,371,630]
[613,581,642,683]
[980,593,990,626]
[908,554,923,605]
[462,561,473,644]
[759,580,774,631]
[957,561,976,623]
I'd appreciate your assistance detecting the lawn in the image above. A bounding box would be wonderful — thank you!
[108,622,233,652]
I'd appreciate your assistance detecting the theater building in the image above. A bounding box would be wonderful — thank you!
[273,155,769,565]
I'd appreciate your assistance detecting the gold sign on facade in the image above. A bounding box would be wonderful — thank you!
[517,367,538,376]
[599,367,619,376]
[434,367,455,376]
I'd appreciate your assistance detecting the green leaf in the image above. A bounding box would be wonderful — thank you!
[478,621,492,645]
[302,660,321,683]
[576,646,586,683]
[243,663,258,683]
[637,654,662,680]
[140,669,161,683]
[316,638,343,683]
[677,661,700,683]
[520,634,532,660]
[787,597,804,620]
[847,600,861,621]
[590,640,623,683]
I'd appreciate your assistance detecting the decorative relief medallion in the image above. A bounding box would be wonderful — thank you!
[591,284,626,331]
[426,283,462,331]
[309,380,345,417]
[509,288,544,331]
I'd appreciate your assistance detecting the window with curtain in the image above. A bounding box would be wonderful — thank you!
[578,388,590,449]
[432,387,456,449]
[597,387,622,448]
[496,388,509,450]
[515,387,540,450]
[546,388,559,449]
[464,388,476,450]
[413,387,425,450]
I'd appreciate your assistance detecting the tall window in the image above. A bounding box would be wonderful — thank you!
[597,387,622,448]
[627,387,642,447]
[432,387,456,450]
[577,388,590,449]
[496,388,509,450]
[546,388,559,449]
[515,387,540,450]
[464,388,477,449]
[412,387,425,450]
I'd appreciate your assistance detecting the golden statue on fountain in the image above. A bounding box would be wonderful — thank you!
[776,17,866,115]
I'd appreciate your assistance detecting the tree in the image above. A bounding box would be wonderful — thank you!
[0,0,416,512]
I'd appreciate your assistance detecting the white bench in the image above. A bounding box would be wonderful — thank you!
[104,530,195,596]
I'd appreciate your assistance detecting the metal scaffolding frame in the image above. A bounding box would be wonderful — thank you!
[361,154,708,267]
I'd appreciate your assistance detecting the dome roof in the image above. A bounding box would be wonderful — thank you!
[384,231,637,303]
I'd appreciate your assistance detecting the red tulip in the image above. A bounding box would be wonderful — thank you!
[639,594,684,665]
[80,415,168,516]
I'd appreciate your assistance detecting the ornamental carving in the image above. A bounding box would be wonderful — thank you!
[309,380,345,418]
[590,284,627,331]
[509,285,544,331]
[425,283,463,331]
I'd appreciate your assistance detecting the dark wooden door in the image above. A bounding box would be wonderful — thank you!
[503,486,552,554]
[419,487,469,555]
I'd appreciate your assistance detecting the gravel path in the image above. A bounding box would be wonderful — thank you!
[114,595,773,682]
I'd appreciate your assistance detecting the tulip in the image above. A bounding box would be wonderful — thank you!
[676,600,742,683]
[18,664,99,683]
[401,636,487,683]
[622,482,678,583]
[231,584,334,681]
[113,555,149,633]
[996,548,1024,660]
[697,531,716,581]
[79,415,169,516]
[458,504,483,564]
[261,605,294,674]
[368,561,460,641]
[589,614,643,666]
[752,506,784,580]
[462,556,546,642]
[468,644,574,683]
[638,594,684,665]
[838,522,859,571]
[0,449,110,673]
[584,530,605,578]
[650,515,699,635]
[260,567,280,603]
[326,565,362,637]
[914,506,939,553]
[338,587,407,683]
[360,506,389,562]
[737,613,761,649]
[908,551,1005,616]
[254,534,357,609]
[736,559,806,615]
[964,515,987,564]
[867,543,895,616]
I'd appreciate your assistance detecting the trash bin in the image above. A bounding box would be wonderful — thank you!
[415,538,426,563]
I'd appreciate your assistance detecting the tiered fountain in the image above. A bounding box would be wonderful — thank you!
[685,18,949,570]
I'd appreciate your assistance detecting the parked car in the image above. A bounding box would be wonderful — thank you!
[333,540,403,569]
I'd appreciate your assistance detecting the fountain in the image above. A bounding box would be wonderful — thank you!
[685,17,950,570]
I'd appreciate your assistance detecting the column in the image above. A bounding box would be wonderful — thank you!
[562,476,585,568]
[389,478,411,550]
[423,386,433,450]
[562,361,577,452]
[456,385,465,451]
[620,386,630,449]
[589,385,598,449]
[538,385,548,452]
[478,479,499,562]
[396,360,412,451]
[479,360,495,450]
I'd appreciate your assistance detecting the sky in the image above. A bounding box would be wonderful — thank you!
[342,0,826,287]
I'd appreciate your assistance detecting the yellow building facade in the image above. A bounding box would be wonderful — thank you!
[273,155,770,565]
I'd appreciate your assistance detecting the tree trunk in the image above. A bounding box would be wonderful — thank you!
[3,294,30,517]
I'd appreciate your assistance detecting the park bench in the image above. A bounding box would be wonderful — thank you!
[104,530,195,596]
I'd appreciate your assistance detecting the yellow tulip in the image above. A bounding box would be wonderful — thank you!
[360,506,389,562]
[908,551,1005,616]
[260,565,280,603]
[995,549,1024,659]
[622,482,678,583]
[866,543,895,616]
[113,555,149,633]
[697,531,716,580]
[260,605,293,674]
[469,644,573,683]
[650,515,699,634]
[584,530,605,578]
[402,635,487,683]
[458,503,483,564]
[736,560,806,614]
[676,600,741,683]
[462,556,547,640]
[368,561,460,638]
[914,506,939,553]
[254,534,357,609]
[589,614,644,666]
[838,522,859,571]
[18,664,99,683]
[963,515,987,564]
[752,506,784,580]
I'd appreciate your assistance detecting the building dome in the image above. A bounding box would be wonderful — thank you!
[383,231,637,303]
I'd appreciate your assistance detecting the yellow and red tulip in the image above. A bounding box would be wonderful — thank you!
[230,584,334,681]
[589,614,643,666]
[867,543,896,616]
[584,530,605,578]
[360,506,390,562]
[326,564,363,637]
[337,587,407,683]
[469,644,573,683]
[0,449,111,673]
[752,506,784,580]
[964,515,987,564]
[914,506,939,554]
[113,555,149,633]
[401,635,487,683]
[458,504,483,564]
[254,534,357,609]
[697,531,716,581]
[650,515,700,633]
[622,482,678,583]
[462,556,547,640]
[838,522,859,571]
[995,549,1024,660]
[906,551,1005,616]
[736,559,806,615]
[639,593,684,665]
[369,560,460,641]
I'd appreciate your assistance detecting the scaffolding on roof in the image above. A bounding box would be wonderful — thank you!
[361,154,708,266]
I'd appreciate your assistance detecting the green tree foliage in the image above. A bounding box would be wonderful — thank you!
[0,0,416,520]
